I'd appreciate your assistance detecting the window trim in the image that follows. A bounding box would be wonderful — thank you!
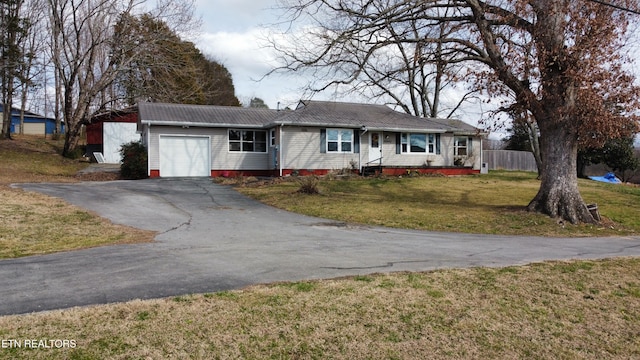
[326,128,354,153]
[269,129,276,147]
[228,129,268,153]
[400,133,436,154]
[454,136,469,157]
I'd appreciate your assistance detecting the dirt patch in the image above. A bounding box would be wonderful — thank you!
[75,172,121,181]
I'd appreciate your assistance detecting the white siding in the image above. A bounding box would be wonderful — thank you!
[103,122,140,163]
[145,125,482,174]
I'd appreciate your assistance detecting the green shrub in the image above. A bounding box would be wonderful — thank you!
[120,141,148,180]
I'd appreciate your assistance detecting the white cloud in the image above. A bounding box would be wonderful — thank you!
[195,27,308,109]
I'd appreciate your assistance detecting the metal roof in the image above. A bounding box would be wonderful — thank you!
[139,102,281,128]
[138,101,479,134]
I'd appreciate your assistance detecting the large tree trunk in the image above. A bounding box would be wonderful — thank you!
[527,125,596,224]
[62,125,82,157]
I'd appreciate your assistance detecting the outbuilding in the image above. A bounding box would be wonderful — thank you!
[86,107,140,163]
[0,105,63,136]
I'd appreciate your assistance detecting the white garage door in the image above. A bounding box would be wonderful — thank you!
[159,136,210,177]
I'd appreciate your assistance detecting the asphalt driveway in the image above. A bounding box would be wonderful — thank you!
[3,178,640,315]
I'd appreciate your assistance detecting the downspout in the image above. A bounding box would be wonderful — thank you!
[480,136,484,171]
[146,123,151,177]
[360,126,368,175]
[279,124,284,177]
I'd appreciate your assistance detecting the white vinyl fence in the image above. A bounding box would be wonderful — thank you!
[483,150,538,172]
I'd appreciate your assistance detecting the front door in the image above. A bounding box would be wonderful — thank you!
[369,132,382,165]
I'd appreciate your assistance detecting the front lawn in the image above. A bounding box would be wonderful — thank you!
[237,172,640,237]
[1,258,638,359]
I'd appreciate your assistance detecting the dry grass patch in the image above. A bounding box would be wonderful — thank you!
[1,258,638,359]
[0,186,154,258]
[238,172,640,237]
[0,137,154,258]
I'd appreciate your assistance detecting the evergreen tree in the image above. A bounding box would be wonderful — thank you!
[114,14,239,106]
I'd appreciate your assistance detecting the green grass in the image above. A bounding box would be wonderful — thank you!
[238,171,640,237]
[1,138,639,358]
[1,258,639,359]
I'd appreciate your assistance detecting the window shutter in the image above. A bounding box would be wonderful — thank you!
[396,133,401,154]
[436,134,441,155]
[320,129,326,153]
[468,137,473,155]
[354,130,360,153]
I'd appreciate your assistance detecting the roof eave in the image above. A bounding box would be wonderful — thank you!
[141,120,270,129]
[272,121,449,133]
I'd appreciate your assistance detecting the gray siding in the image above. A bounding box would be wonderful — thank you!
[147,126,270,171]
[281,127,359,170]
[280,128,482,171]
[372,132,482,170]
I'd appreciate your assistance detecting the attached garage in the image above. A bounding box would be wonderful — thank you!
[159,135,211,177]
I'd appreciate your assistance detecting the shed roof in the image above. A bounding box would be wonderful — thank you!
[138,101,479,134]
[0,104,52,120]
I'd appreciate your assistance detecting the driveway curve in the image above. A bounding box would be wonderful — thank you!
[3,178,640,315]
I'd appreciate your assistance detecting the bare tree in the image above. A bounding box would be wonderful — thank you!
[46,0,199,156]
[15,0,48,135]
[274,0,640,224]
[269,0,479,118]
[1,0,28,139]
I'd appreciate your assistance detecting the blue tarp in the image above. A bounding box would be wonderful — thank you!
[589,172,622,184]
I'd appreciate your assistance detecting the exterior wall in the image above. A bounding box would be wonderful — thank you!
[147,125,271,176]
[86,122,103,145]
[358,131,482,170]
[10,118,61,135]
[379,132,450,168]
[280,127,482,172]
[87,113,138,145]
[145,124,483,177]
[281,126,360,171]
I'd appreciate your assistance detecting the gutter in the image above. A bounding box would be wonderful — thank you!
[142,119,453,134]
[279,124,284,177]
[271,121,449,134]
[140,120,267,129]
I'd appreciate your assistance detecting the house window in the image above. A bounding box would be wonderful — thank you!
[401,133,436,153]
[327,129,353,153]
[229,130,267,152]
[270,129,276,147]
[454,137,468,156]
